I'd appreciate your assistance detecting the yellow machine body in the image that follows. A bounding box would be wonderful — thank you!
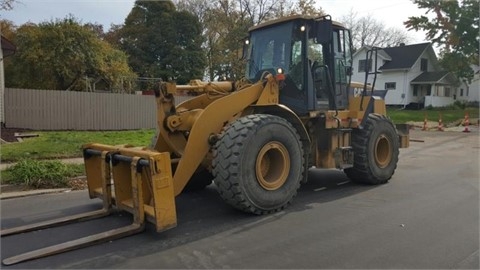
[82,74,407,230]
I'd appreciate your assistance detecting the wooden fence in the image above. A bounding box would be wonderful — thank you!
[3,88,192,130]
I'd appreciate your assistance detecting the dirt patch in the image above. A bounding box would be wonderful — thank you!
[0,127,32,143]
[68,176,88,190]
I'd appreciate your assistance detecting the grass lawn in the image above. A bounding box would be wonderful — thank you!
[387,107,479,124]
[1,129,155,163]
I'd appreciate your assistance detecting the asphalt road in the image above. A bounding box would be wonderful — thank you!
[1,130,479,269]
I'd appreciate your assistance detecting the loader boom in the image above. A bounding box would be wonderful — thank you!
[152,75,283,195]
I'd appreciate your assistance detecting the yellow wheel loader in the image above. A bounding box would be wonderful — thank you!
[1,15,409,265]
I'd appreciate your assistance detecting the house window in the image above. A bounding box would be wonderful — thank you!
[385,82,396,90]
[467,88,469,96]
[413,85,418,96]
[421,58,428,71]
[358,59,372,72]
[460,88,464,96]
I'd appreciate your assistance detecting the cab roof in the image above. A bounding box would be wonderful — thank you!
[248,14,346,32]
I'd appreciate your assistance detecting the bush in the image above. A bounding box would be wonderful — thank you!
[466,101,479,108]
[2,159,84,189]
[453,100,467,110]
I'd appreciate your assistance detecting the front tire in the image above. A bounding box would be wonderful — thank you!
[212,114,304,215]
[345,114,399,184]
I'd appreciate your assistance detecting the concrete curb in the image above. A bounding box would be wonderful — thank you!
[0,188,72,200]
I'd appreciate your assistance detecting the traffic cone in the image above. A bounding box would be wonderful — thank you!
[437,113,444,131]
[463,111,470,133]
[422,113,428,131]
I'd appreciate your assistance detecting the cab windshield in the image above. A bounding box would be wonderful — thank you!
[246,22,293,81]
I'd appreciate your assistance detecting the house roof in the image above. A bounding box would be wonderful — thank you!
[411,71,450,84]
[1,35,16,57]
[379,42,431,70]
[353,46,392,61]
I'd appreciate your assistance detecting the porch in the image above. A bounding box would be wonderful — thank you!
[410,71,456,108]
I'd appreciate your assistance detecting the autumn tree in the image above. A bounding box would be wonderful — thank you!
[4,17,136,92]
[0,19,16,39]
[340,10,410,51]
[292,0,324,16]
[405,0,479,84]
[117,0,206,85]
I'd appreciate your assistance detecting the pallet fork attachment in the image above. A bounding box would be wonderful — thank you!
[1,144,177,265]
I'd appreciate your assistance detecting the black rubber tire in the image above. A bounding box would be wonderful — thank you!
[344,114,399,185]
[212,114,304,215]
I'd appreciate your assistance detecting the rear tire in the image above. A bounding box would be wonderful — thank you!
[213,114,304,214]
[345,114,399,184]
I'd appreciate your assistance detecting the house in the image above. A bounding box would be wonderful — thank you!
[457,65,480,104]
[1,35,16,125]
[351,42,457,108]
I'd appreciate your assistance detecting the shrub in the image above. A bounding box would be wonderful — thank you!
[467,101,479,108]
[453,100,467,110]
[2,159,84,189]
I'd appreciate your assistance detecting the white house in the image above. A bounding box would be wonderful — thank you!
[457,65,480,104]
[351,42,457,108]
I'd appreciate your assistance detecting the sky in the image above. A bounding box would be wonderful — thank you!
[1,0,429,44]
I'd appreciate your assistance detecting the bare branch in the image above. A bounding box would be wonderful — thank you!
[340,10,410,50]
[1,0,17,11]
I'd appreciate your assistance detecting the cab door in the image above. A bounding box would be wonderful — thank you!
[331,28,353,110]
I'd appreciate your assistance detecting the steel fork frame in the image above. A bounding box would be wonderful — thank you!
[1,153,148,266]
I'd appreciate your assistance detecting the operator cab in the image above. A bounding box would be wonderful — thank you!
[245,15,353,115]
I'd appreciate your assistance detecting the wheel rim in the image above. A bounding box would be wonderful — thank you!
[374,135,392,168]
[255,141,290,191]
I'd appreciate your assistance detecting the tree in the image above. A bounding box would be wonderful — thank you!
[404,0,479,84]
[292,0,324,16]
[0,0,16,10]
[174,0,323,81]
[240,0,281,25]
[118,0,206,85]
[0,19,16,39]
[103,24,123,47]
[174,0,211,25]
[341,10,410,51]
[4,17,136,92]
[203,0,251,80]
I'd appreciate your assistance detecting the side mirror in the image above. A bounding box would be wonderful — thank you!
[315,16,332,44]
[346,66,353,76]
